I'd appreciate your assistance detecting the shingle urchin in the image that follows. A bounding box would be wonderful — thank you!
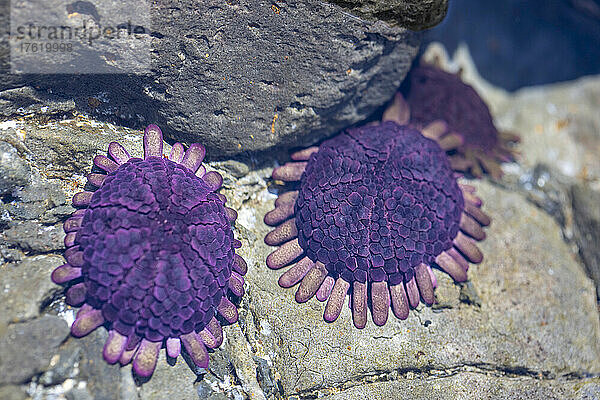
[51,125,247,377]
[388,64,519,179]
[264,121,490,328]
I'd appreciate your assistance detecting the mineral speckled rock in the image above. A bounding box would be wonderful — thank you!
[325,0,448,30]
[1,0,420,157]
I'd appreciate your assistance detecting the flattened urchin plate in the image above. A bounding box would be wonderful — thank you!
[265,121,490,328]
[52,125,248,378]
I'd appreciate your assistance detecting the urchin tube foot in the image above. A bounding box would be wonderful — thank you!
[415,263,435,305]
[103,330,128,364]
[352,281,368,329]
[143,124,163,158]
[181,333,209,369]
[295,261,327,303]
[133,339,161,377]
[371,281,391,326]
[323,278,350,322]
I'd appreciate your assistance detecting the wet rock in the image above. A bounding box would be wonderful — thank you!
[0,316,69,385]
[571,183,600,297]
[0,255,64,326]
[237,180,600,397]
[2,0,420,158]
[1,221,64,253]
[325,0,448,30]
[0,141,30,195]
[0,86,75,117]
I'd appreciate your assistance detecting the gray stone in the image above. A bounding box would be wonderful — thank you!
[2,0,420,158]
[571,183,600,297]
[0,87,75,117]
[39,345,81,386]
[325,0,448,30]
[1,221,64,253]
[0,385,28,400]
[138,352,198,400]
[235,179,600,397]
[0,255,64,326]
[0,141,30,195]
[3,178,67,221]
[65,387,94,400]
[0,316,69,385]
[318,374,600,400]
[75,329,132,400]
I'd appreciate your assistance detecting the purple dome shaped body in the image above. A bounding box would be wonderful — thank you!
[394,64,519,178]
[77,156,232,340]
[296,122,464,286]
[265,120,490,328]
[402,65,499,151]
[53,125,247,378]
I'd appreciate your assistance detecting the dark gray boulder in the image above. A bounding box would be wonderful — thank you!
[324,0,448,30]
[0,0,425,157]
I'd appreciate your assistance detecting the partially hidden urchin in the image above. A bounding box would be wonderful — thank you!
[265,121,491,328]
[52,125,247,378]
[396,64,520,179]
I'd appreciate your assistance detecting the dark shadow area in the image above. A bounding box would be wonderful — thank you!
[423,0,600,90]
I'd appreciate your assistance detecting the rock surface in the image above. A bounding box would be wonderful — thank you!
[325,0,448,30]
[0,46,599,399]
[0,0,424,158]
[0,316,69,385]
[571,183,600,298]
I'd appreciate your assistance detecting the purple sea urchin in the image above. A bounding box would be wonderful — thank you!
[265,121,489,328]
[52,125,247,377]
[391,64,519,179]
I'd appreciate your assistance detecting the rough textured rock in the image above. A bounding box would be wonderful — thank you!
[571,183,600,297]
[325,0,448,30]
[0,316,69,384]
[0,255,64,326]
[1,221,64,253]
[0,87,75,117]
[1,0,420,158]
[319,374,600,400]
[0,141,30,195]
